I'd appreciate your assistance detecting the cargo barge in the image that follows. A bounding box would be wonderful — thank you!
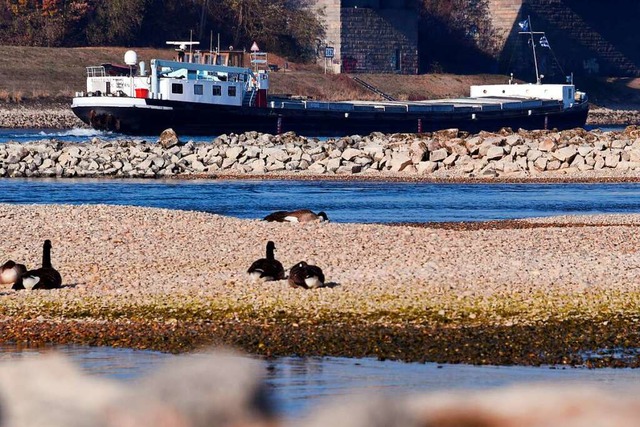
[71,43,588,137]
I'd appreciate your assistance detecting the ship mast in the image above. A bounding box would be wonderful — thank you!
[527,16,540,84]
[519,15,546,85]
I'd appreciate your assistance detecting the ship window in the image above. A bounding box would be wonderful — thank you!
[213,85,222,96]
[194,84,203,95]
[172,83,183,94]
[228,86,237,97]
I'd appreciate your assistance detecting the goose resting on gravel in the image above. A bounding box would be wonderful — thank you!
[13,240,62,290]
[263,210,329,223]
[247,241,285,282]
[0,260,27,287]
[288,261,325,289]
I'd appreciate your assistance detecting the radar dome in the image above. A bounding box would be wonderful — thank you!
[124,50,137,66]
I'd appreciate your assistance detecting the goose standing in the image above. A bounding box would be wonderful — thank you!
[0,260,27,287]
[13,240,62,290]
[247,241,285,282]
[288,261,325,289]
[264,210,329,223]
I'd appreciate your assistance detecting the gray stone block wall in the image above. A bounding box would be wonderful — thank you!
[313,0,342,74]
[340,7,418,74]
[487,0,640,77]
[311,0,418,74]
[525,0,640,77]
[312,0,640,77]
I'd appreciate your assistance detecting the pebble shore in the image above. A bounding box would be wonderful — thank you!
[0,104,83,129]
[3,112,640,424]
[2,204,640,367]
[2,103,640,366]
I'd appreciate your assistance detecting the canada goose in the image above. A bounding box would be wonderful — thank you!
[247,241,285,282]
[288,261,325,289]
[263,210,329,223]
[0,260,27,286]
[13,240,62,291]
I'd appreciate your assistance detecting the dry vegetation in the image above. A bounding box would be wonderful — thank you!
[0,46,173,100]
[0,45,638,108]
[579,76,640,109]
[1,44,501,104]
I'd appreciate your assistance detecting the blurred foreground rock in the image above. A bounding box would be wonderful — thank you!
[0,349,640,427]
[404,385,640,427]
[0,353,122,427]
[0,349,274,427]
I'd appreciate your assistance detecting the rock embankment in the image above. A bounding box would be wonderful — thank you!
[588,107,640,126]
[3,126,640,179]
[0,105,82,129]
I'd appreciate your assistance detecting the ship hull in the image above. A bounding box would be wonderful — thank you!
[71,97,589,137]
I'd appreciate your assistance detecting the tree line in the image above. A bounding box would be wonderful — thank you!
[0,0,323,60]
[0,0,494,67]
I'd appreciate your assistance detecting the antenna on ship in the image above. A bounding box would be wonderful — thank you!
[166,40,200,62]
[189,30,194,59]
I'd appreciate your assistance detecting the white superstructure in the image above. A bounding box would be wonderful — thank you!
[470,83,584,109]
[76,50,270,108]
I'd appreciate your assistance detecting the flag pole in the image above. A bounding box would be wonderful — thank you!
[527,16,541,84]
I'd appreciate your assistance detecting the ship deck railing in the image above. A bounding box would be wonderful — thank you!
[86,66,106,78]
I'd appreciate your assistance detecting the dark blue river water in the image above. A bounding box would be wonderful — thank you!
[3,179,640,223]
[0,128,216,143]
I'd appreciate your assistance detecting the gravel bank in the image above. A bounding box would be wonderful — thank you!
[2,204,640,366]
[0,105,82,129]
[588,107,640,126]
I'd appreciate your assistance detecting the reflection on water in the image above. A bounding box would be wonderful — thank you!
[0,344,172,381]
[264,356,640,416]
[2,345,640,418]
